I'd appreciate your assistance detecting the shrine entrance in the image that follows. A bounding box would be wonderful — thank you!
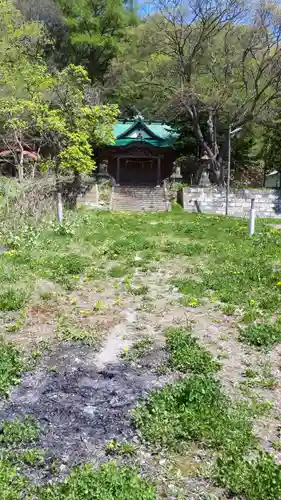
[116,157,161,186]
[99,116,179,185]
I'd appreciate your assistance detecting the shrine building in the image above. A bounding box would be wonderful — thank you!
[99,115,179,186]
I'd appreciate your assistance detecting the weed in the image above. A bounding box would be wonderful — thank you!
[0,416,40,445]
[221,303,236,316]
[133,374,256,454]
[0,340,25,397]
[244,368,259,378]
[121,337,153,363]
[6,312,26,333]
[93,300,105,312]
[109,265,132,278]
[0,288,27,311]
[43,253,88,288]
[105,439,137,457]
[165,327,220,374]
[239,323,281,348]
[131,285,149,296]
[214,451,281,500]
[0,459,28,499]
[40,291,55,301]
[36,461,156,499]
[57,320,99,347]
[21,448,45,466]
[272,441,281,451]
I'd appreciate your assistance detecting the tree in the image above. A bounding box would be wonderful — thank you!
[57,0,136,83]
[110,0,281,185]
[16,0,69,68]
[151,0,281,184]
[0,0,51,180]
[0,1,119,185]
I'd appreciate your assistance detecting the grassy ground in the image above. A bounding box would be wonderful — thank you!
[1,208,281,498]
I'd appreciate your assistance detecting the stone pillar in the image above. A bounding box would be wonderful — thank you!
[156,157,161,187]
[116,157,120,186]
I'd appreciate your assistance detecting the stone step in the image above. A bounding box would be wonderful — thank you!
[111,185,168,212]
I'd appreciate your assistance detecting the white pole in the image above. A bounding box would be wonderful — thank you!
[57,192,63,223]
[248,198,255,235]
[225,124,231,216]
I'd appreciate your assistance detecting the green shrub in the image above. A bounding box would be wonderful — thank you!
[165,327,220,374]
[239,323,281,348]
[133,374,256,454]
[214,451,281,500]
[0,416,40,445]
[0,340,25,397]
[43,253,88,285]
[0,459,27,500]
[37,461,156,500]
[0,288,27,311]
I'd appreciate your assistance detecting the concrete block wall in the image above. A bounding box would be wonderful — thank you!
[180,187,281,218]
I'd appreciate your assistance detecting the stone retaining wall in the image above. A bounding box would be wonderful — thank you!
[180,187,281,218]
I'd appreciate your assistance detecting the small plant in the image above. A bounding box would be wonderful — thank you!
[57,323,98,346]
[130,285,149,296]
[0,460,28,499]
[21,448,46,466]
[0,340,25,397]
[121,337,153,363]
[51,219,75,237]
[181,296,199,307]
[40,291,55,301]
[105,439,137,457]
[165,327,220,374]
[133,374,256,454]
[109,265,132,278]
[0,416,40,445]
[214,451,281,499]
[93,300,105,312]
[0,288,27,311]
[244,368,258,379]
[221,303,236,316]
[239,323,281,348]
[36,461,156,499]
[56,316,101,347]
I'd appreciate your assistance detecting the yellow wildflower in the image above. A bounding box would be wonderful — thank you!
[123,347,129,351]
[277,282,281,286]
[249,300,255,304]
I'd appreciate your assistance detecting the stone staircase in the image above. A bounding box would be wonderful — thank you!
[111,185,169,212]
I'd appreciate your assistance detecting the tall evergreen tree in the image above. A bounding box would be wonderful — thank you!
[57,0,135,83]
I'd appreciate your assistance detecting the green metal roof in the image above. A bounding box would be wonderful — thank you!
[111,117,178,148]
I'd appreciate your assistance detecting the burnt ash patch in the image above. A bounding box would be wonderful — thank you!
[0,342,170,481]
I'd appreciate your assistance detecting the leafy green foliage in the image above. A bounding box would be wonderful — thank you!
[165,327,220,374]
[0,340,25,397]
[133,374,256,454]
[20,448,45,466]
[0,288,27,311]
[214,451,281,500]
[105,440,137,457]
[0,417,40,445]
[0,459,28,500]
[239,323,281,348]
[36,461,156,499]
[58,0,134,82]
[56,317,101,347]
[121,337,153,363]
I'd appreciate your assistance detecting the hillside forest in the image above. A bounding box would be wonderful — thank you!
[2,0,281,185]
